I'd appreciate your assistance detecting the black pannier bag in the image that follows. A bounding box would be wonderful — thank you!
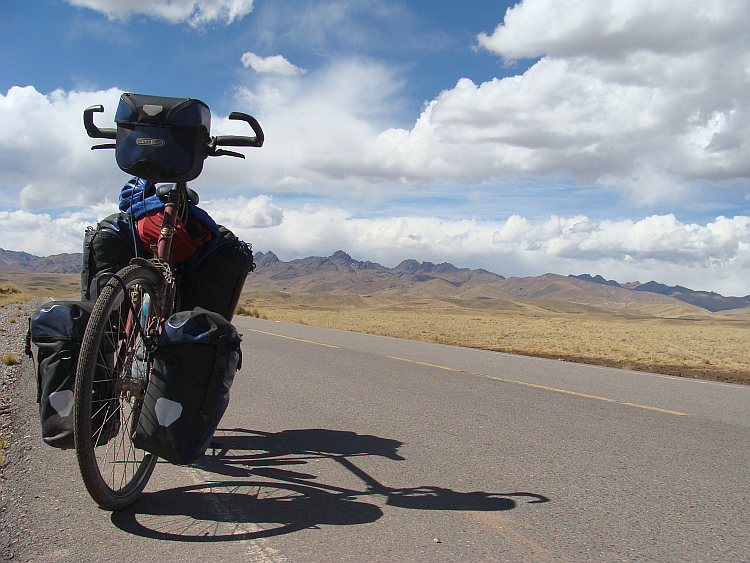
[27,300,119,449]
[81,212,147,302]
[177,226,254,321]
[114,93,211,183]
[133,308,242,465]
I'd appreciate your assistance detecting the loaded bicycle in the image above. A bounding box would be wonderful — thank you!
[73,93,263,510]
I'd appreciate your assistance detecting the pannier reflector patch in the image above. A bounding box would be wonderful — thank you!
[155,397,182,427]
[49,390,74,417]
[143,104,163,116]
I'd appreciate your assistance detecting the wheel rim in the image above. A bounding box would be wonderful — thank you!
[76,267,160,509]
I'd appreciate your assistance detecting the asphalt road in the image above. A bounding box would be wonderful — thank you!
[2,317,749,562]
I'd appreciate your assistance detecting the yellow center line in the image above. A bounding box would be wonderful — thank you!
[387,356,689,416]
[245,328,339,348]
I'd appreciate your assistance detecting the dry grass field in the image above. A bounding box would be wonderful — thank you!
[4,271,748,385]
[0,273,80,307]
[239,291,750,385]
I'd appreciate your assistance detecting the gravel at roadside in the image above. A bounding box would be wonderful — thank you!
[0,298,44,561]
[0,299,40,454]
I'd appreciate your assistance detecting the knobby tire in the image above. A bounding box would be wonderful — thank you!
[73,264,161,510]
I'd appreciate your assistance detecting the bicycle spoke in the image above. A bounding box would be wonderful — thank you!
[74,265,160,510]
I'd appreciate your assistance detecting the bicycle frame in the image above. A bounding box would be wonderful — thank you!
[111,182,186,391]
[151,182,186,320]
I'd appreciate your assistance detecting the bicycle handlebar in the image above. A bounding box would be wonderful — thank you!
[84,105,117,140]
[83,105,264,152]
[215,112,264,148]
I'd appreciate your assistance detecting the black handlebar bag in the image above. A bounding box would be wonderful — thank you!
[133,308,241,465]
[114,93,211,183]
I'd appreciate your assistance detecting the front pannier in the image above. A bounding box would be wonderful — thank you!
[133,308,241,465]
[28,300,120,449]
[114,93,211,183]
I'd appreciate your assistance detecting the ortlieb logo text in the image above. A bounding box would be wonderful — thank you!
[136,138,166,147]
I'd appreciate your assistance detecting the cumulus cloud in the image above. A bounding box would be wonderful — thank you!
[216,0,750,206]
[229,58,404,193]
[491,213,750,266]
[477,0,748,60]
[5,1,750,296]
[3,181,749,294]
[64,0,254,25]
[235,202,750,296]
[0,86,125,210]
[357,0,750,202]
[0,86,271,210]
[0,203,118,256]
[12,0,750,210]
[241,53,307,76]
[200,194,284,228]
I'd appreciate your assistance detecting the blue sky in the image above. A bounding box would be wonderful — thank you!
[1,0,750,296]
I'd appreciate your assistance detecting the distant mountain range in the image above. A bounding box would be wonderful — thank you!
[0,247,81,274]
[569,274,750,312]
[2,247,748,314]
[249,250,750,313]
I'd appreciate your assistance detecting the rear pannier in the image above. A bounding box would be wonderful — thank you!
[80,211,147,302]
[133,308,241,465]
[115,93,211,183]
[177,227,254,321]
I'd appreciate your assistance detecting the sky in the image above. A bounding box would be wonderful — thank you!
[1,0,750,296]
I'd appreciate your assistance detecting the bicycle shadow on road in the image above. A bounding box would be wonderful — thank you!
[111,428,549,543]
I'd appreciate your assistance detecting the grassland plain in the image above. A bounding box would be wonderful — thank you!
[2,273,748,385]
[0,273,79,306]
[238,291,750,385]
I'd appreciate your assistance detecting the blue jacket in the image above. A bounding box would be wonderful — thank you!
[118,177,220,238]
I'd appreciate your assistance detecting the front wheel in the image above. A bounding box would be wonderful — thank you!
[73,264,162,510]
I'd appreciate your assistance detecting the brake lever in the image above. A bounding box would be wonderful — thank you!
[213,148,246,159]
[206,139,246,159]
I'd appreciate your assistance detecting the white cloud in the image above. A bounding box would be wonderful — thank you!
[464,0,750,200]
[0,204,118,256]
[226,58,404,193]
[234,200,750,296]
[241,53,307,76]
[11,0,750,210]
[3,181,749,295]
[216,0,750,205]
[0,86,273,211]
[0,86,125,211]
[477,0,749,60]
[64,0,254,26]
[200,194,284,228]
[5,1,750,297]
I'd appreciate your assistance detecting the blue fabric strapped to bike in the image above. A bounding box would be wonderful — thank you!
[118,177,220,238]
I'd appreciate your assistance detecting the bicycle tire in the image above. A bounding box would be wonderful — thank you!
[74,264,162,510]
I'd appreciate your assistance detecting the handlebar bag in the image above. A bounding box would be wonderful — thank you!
[115,93,211,183]
[133,308,241,465]
[26,301,120,449]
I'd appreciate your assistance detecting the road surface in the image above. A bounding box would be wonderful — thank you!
[2,317,749,562]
